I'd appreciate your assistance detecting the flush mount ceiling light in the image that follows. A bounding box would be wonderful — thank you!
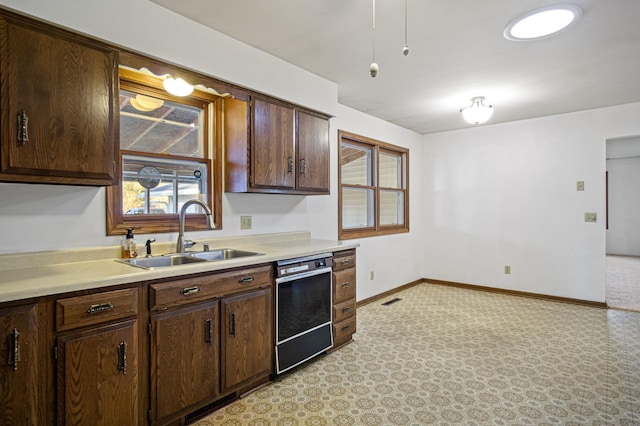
[504,4,583,41]
[163,77,194,96]
[460,97,494,125]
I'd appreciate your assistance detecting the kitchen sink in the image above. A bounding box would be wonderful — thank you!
[186,248,264,262]
[117,254,207,269]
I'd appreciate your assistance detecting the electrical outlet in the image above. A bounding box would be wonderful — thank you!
[584,212,597,223]
[240,215,252,229]
[370,271,375,280]
[504,265,511,274]
[577,181,585,191]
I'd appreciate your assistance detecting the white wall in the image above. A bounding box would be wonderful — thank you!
[311,105,426,301]
[0,0,427,303]
[606,156,640,255]
[423,102,640,302]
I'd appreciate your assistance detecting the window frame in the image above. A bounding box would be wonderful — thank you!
[106,65,223,236]
[338,130,409,240]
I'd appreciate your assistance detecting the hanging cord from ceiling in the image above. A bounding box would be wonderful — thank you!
[369,0,379,77]
[403,0,410,56]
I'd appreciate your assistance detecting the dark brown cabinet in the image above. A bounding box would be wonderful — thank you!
[331,250,357,349]
[221,287,273,392]
[224,96,330,195]
[55,287,140,425]
[0,9,119,186]
[0,303,39,426]
[150,300,219,425]
[57,319,139,425]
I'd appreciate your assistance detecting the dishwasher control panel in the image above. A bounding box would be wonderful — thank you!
[276,253,332,278]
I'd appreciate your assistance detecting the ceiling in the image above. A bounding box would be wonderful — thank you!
[149,0,640,135]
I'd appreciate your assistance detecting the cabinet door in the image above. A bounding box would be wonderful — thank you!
[221,287,272,392]
[0,11,119,185]
[57,320,138,425]
[251,97,295,190]
[296,110,330,193]
[150,301,219,425]
[0,304,38,425]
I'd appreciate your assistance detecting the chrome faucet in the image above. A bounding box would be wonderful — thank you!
[176,199,214,253]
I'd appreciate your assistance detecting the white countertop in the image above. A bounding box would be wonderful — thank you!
[0,233,358,303]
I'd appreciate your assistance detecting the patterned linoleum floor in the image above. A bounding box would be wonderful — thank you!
[195,283,640,425]
[607,255,640,312]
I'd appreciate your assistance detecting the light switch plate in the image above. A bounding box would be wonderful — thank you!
[584,212,597,222]
[577,181,585,191]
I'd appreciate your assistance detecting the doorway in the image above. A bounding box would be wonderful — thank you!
[605,136,640,312]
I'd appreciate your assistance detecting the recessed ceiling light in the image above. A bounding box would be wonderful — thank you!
[504,4,583,41]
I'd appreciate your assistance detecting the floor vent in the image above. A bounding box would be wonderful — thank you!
[381,298,402,306]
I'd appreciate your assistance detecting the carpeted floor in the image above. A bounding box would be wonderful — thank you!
[607,255,640,312]
[195,283,640,425]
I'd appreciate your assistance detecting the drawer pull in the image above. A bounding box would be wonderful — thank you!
[341,325,351,332]
[117,341,127,375]
[238,276,254,284]
[181,286,201,296]
[342,307,351,313]
[341,259,351,266]
[8,328,20,371]
[87,302,115,314]
[341,282,351,288]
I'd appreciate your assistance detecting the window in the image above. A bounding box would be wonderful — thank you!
[106,62,222,235]
[338,130,409,239]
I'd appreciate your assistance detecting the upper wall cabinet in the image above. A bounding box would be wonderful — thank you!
[0,9,119,186]
[225,96,330,195]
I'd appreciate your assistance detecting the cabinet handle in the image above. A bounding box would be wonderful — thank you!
[287,157,293,174]
[341,259,351,266]
[238,276,254,284]
[17,110,29,144]
[87,302,115,314]
[8,328,21,371]
[342,307,351,313]
[230,312,236,336]
[341,325,351,332]
[341,282,351,288]
[205,318,212,344]
[117,341,127,375]
[300,159,306,174]
[181,286,201,296]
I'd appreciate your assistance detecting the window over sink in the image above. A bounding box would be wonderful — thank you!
[106,57,223,236]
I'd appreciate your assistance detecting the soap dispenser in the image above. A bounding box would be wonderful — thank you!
[122,228,138,258]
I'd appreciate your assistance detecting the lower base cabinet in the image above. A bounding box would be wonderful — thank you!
[57,319,139,425]
[150,300,219,425]
[221,287,273,392]
[0,303,39,426]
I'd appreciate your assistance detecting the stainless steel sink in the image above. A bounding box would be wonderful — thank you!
[186,248,263,262]
[117,254,207,269]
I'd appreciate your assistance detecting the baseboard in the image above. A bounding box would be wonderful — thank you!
[357,278,607,309]
[357,279,423,308]
[425,278,608,308]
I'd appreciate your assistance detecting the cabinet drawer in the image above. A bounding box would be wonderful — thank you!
[333,299,356,323]
[332,250,356,271]
[333,268,356,304]
[56,288,138,331]
[333,316,356,342]
[150,264,273,311]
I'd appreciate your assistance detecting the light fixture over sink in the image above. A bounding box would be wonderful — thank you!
[163,76,195,96]
[460,97,494,125]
